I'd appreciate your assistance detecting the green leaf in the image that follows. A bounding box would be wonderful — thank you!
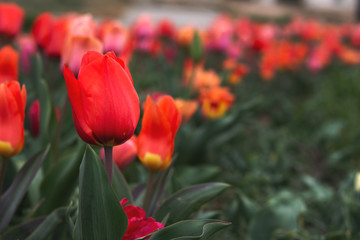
[149,219,231,240]
[154,183,230,224]
[1,218,44,240]
[112,165,134,204]
[74,146,128,240]
[27,207,75,240]
[35,143,85,216]
[249,191,306,240]
[0,145,50,233]
[175,165,220,187]
[38,79,52,141]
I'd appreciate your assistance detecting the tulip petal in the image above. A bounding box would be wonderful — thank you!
[157,95,181,138]
[78,53,139,145]
[63,65,97,144]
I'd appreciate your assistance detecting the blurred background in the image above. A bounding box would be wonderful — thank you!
[12,0,360,28]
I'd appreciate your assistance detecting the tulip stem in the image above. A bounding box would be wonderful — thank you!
[143,171,155,214]
[0,157,8,194]
[104,146,113,184]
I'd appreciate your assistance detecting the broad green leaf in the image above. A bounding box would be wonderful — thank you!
[149,219,231,240]
[39,79,52,142]
[249,191,306,240]
[175,165,220,187]
[154,183,230,224]
[74,146,128,240]
[27,207,74,240]
[0,146,50,233]
[35,143,84,216]
[112,165,133,204]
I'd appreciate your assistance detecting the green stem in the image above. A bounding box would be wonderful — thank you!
[104,146,113,184]
[0,157,8,194]
[143,171,155,214]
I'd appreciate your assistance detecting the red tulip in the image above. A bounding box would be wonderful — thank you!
[137,95,181,171]
[0,81,26,157]
[63,51,140,146]
[0,45,19,84]
[31,12,53,49]
[44,16,71,57]
[120,198,163,240]
[99,136,137,170]
[28,100,40,138]
[0,2,24,38]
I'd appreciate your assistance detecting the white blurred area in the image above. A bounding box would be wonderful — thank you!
[303,0,355,11]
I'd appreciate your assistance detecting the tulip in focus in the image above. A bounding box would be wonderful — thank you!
[0,2,24,38]
[0,81,26,157]
[200,87,235,119]
[28,100,40,138]
[120,198,164,240]
[138,95,181,171]
[0,45,19,84]
[100,136,137,170]
[63,51,140,146]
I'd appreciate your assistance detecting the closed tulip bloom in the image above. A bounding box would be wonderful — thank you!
[138,95,181,171]
[17,35,37,73]
[28,100,40,138]
[0,2,24,38]
[100,136,137,170]
[0,81,26,157]
[0,45,19,84]
[63,51,140,146]
[97,20,128,55]
[31,12,53,48]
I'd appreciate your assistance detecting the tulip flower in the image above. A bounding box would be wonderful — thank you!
[174,98,198,122]
[0,81,26,157]
[61,35,103,76]
[0,45,19,84]
[45,15,71,57]
[17,35,37,73]
[31,12,53,49]
[137,95,181,171]
[120,198,163,240]
[63,51,140,146]
[0,2,24,38]
[97,20,128,55]
[28,100,40,138]
[100,136,137,170]
[199,87,235,119]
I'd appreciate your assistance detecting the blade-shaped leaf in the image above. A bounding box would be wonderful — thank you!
[0,145,50,232]
[149,219,231,240]
[27,207,74,240]
[35,143,85,216]
[1,218,44,240]
[74,146,128,240]
[112,165,133,204]
[154,183,230,224]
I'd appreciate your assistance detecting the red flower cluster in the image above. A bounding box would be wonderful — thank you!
[120,198,163,240]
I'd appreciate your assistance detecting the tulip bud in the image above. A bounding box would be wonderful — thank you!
[17,35,37,73]
[0,45,19,84]
[28,100,40,138]
[0,3,24,38]
[100,136,137,170]
[63,51,140,146]
[0,81,26,157]
[137,95,181,171]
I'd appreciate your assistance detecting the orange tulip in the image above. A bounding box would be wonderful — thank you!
[0,2,24,38]
[0,45,18,84]
[138,95,181,171]
[0,81,26,157]
[199,87,235,119]
[174,99,198,122]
